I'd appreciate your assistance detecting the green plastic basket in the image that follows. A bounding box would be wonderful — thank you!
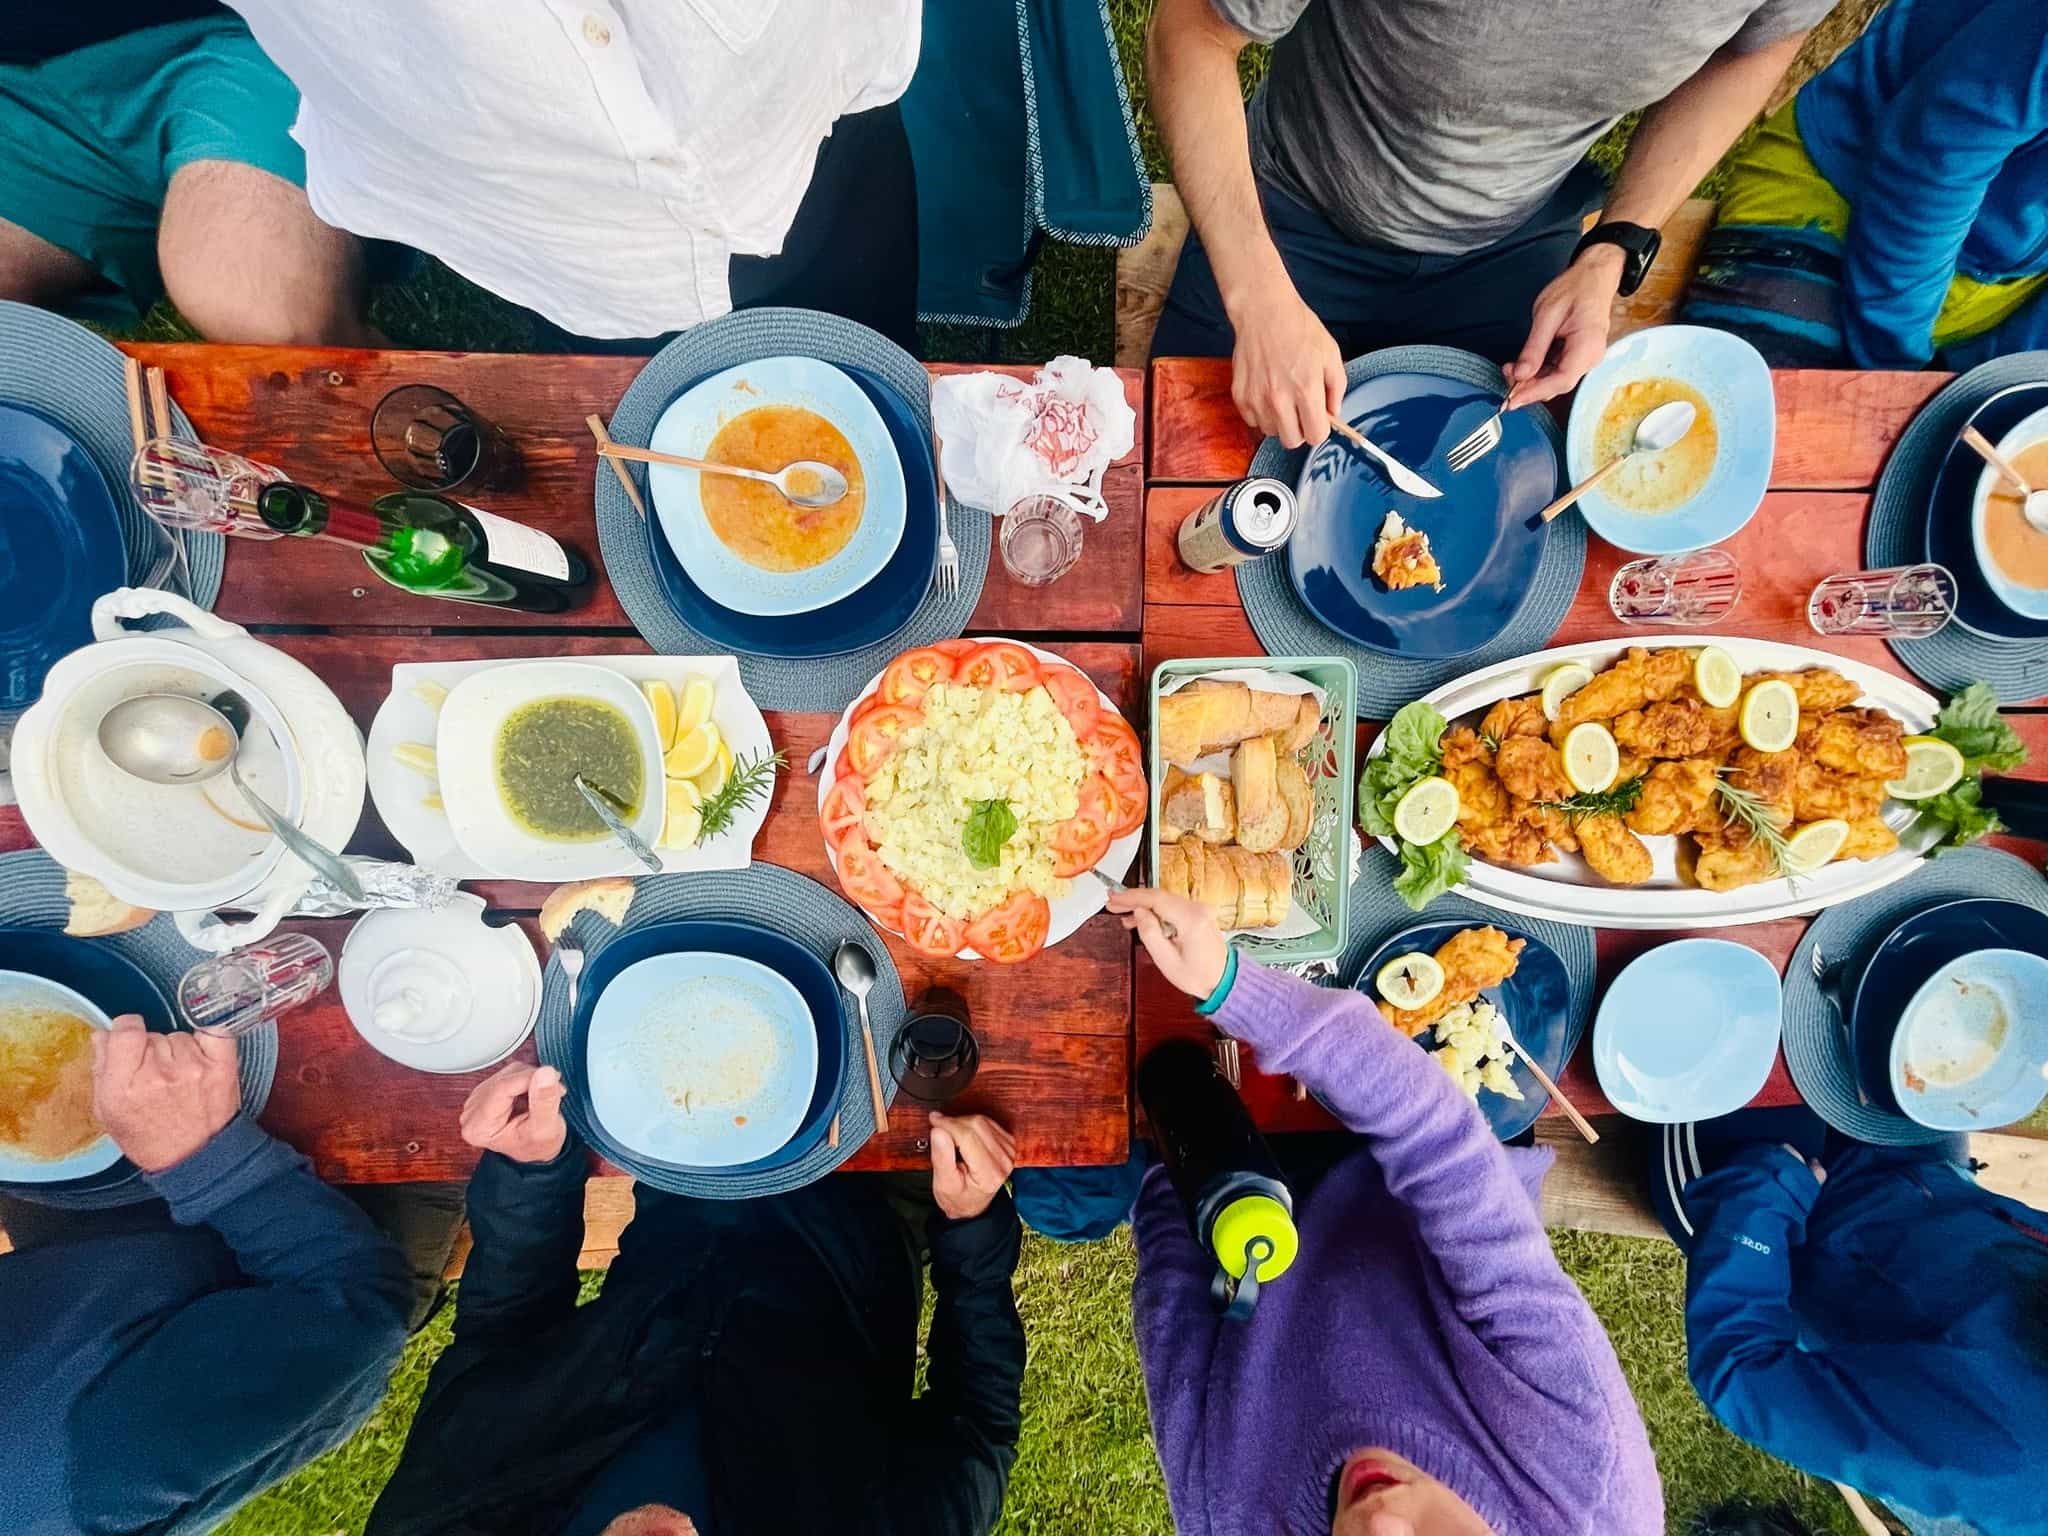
[1147,656,1357,964]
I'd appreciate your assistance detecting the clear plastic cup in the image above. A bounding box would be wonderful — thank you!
[1608,548,1743,626]
[177,932,334,1038]
[1807,563,1956,639]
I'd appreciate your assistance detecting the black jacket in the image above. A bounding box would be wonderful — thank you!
[365,1143,1025,1536]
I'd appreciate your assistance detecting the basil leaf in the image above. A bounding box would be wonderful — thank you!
[963,798,1018,868]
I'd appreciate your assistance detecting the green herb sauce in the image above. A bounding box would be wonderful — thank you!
[494,696,643,841]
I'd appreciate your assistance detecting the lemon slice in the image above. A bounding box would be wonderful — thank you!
[392,742,438,778]
[676,676,716,736]
[1885,736,1965,801]
[1376,952,1446,1011]
[1784,818,1850,875]
[1539,662,1595,722]
[690,739,735,798]
[410,680,449,710]
[660,779,704,850]
[1692,646,1741,709]
[1562,722,1620,793]
[1739,679,1799,752]
[663,720,721,780]
[1392,775,1460,845]
[641,679,679,750]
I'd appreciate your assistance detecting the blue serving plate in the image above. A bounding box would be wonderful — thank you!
[0,402,126,709]
[1925,382,2048,641]
[1352,920,1575,1142]
[1288,371,1557,658]
[644,363,938,658]
[564,920,843,1177]
[1848,897,2048,1113]
[1593,939,1782,1124]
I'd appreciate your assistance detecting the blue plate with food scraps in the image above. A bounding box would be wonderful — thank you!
[1849,897,2048,1112]
[644,363,937,657]
[1288,371,1558,659]
[1353,920,1575,1142]
[1593,939,1782,1124]
[0,402,127,709]
[1889,948,2048,1131]
[1925,382,2048,640]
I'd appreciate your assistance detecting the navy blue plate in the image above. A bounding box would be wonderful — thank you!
[1352,920,1575,1141]
[0,402,126,709]
[644,364,938,658]
[1924,382,2048,641]
[1288,372,1558,658]
[561,920,844,1177]
[1847,897,2048,1112]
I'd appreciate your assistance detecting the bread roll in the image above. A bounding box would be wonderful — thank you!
[1157,841,1189,895]
[1185,680,1254,750]
[1232,734,1277,827]
[63,871,155,938]
[539,877,636,943]
[1282,694,1322,754]
[1155,692,1207,768]
[1162,768,1235,843]
[1276,759,1313,852]
[1248,689,1302,735]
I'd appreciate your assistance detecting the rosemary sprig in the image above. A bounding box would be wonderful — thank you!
[698,748,787,839]
[1534,773,1646,823]
[1711,777,1794,878]
[1479,728,1502,754]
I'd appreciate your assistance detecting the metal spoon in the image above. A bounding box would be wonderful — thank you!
[1535,399,1698,525]
[832,938,891,1132]
[96,691,364,901]
[573,774,662,874]
[595,441,849,509]
[1960,425,2048,533]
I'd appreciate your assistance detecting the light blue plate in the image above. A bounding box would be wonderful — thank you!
[1970,402,2048,621]
[0,970,121,1183]
[1890,948,2048,1131]
[1567,325,1774,555]
[647,356,905,616]
[1593,938,1782,1123]
[585,950,820,1168]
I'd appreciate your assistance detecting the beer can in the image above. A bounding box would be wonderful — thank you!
[1176,477,1297,573]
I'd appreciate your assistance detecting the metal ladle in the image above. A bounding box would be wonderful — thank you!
[96,691,365,901]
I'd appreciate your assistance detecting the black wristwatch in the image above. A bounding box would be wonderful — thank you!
[1573,221,1662,297]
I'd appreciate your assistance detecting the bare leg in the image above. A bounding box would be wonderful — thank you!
[0,214,96,306]
[158,159,378,346]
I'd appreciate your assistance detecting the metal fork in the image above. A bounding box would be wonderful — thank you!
[933,429,959,594]
[557,940,586,1020]
[1445,387,1524,474]
[1809,944,1869,1107]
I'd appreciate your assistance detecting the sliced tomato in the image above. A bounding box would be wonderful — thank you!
[832,746,857,786]
[900,891,966,959]
[1085,715,1148,835]
[1050,774,1117,878]
[848,690,889,727]
[846,703,921,777]
[879,646,955,709]
[1043,666,1102,738]
[819,774,867,850]
[1094,770,1144,839]
[934,638,977,661]
[965,890,1051,965]
[837,839,906,923]
[955,640,1044,694]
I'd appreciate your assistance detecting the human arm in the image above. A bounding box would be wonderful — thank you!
[1146,0,1345,448]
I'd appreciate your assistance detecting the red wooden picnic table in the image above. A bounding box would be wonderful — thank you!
[1139,358,2048,1140]
[0,344,1147,1182]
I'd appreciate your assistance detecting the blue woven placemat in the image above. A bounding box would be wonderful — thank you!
[534,864,907,1199]
[1784,846,2042,1146]
[1235,346,1585,718]
[594,307,990,714]
[1865,351,2048,702]
[0,850,275,1209]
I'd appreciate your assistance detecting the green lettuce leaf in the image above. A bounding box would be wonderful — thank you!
[1393,831,1469,910]
[1930,683,2027,773]
[1359,701,1452,839]
[1917,777,2005,854]
[962,798,1017,868]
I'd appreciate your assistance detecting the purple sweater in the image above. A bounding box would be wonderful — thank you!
[1133,962,1663,1536]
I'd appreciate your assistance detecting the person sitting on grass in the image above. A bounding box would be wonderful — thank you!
[0,1015,412,1536]
[1681,0,2048,369]
[363,1062,1025,1536]
[1108,888,1664,1535]
[1652,1106,2048,1536]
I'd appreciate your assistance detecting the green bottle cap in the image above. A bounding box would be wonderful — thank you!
[1210,1194,1298,1282]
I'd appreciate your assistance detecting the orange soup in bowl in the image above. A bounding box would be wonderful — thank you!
[1984,440,2048,592]
[702,405,865,573]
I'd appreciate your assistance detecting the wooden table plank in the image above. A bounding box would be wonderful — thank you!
[1148,357,1949,491]
[122,344,1145,638]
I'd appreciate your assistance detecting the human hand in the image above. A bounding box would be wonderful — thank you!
[1228,285,1347,449]
[928,1112,1017,1221]
[90,1014,241,1173]
[1106,887,1228,1000]
[460,1061,569,1164]
[1504,246,1626,407]
[1781,1143,1827,1186]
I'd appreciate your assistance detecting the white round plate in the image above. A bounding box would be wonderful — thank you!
[1594,938,1783,1123]
[338,894,542,1074]
[0,972,120,1182]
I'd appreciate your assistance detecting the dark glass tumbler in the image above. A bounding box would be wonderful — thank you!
[889,989,980,1106]
[371,384,520,493]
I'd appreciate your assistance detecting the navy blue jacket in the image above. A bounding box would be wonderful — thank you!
[0,1116,411,1536]
[1685,1143,2048,1535]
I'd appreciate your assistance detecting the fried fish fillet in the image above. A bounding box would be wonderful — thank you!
[1480,694,1549,745]
[1795,760,1888,823]
[1627,758,1720,837]
[1692,821,1779,892]
[1551,647,1696,739]
[1380,925,1525,1038]
[1748,668,1862,715]
[1447,753,1554,865]
[1440,724,1494,771]
[1613,698,1724,760]
[1579,812,1653,885]
[1723,743,1800,825]
[1839,815,1900,861]
[1808,707,1909,780]
[1494,735,1574,802]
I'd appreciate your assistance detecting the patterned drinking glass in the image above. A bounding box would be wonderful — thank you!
[371,384,519,493]
[1000,492,1086,586]
[177,932,335,1038]
[1807,563,1956,639]
[1607,548,1743,626]
[130,438,289,540]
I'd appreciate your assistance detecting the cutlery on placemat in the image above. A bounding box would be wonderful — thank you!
[932,428,960,595]
[1328,418,1442,499]
[833,939,892,1135]
[1809,944,1869,1107]
[557,939,585,1019]
[586,414,648,521]
[1445,385,1526,473]
[573,774,663,875]
[123,357,194,593]
[595,439,849,510]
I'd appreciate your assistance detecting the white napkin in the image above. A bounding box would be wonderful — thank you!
[931,355,1135,521]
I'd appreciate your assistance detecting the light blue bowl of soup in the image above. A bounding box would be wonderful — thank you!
[1891,948,2048,1132]
[1971,403,2048,620]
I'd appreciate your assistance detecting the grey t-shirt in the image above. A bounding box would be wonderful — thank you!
[1215,0,1835,255]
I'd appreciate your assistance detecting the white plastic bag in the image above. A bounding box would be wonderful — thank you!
[931,355,1135,521]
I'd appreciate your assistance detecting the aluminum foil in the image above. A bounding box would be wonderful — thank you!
[227,858,460,918]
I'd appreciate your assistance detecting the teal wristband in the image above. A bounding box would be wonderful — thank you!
[1194,948,1239,1016]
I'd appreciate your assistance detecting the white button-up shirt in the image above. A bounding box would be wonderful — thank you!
[224,0,921,337]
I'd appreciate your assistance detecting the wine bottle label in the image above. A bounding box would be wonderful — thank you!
[465,505,571,581]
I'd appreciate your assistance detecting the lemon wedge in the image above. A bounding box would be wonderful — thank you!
[663,720,721,780]
[1885,736,1965,801]
[1738,679,1799,753]
[410,680,449,710]
[1376,951,1446,1011]
[641,680,679,750]
[1692,646,1741,709]
[660,779,703,850]
[1784,818,1850,875]
[689,739,734,798]
[676,676,716,736]
[1539,662,1595,722]
[1393,775,1460,845]
[392,742,438,778]
[1563,722,1620,793]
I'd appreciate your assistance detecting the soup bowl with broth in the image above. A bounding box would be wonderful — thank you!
[0,972,120,1183]
[1971,403,2048,620]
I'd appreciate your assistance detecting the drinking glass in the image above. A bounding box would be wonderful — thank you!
[177,932,335,1038]
[888,992,980,1106]
[999,493,1086,586]
[130,438,289,539]
[1807,563,1956,639]
[1607,548,1743,626]
[372,384,519,493]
